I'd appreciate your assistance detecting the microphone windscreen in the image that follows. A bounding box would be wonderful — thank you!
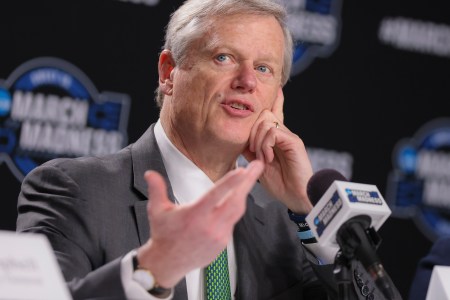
[306,169,348,205]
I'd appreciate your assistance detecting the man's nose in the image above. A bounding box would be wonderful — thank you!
[231,63,257,93]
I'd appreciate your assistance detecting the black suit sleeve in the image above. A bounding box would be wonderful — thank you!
[16,161,127,300]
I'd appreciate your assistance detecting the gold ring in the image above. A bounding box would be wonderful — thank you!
[274,122,279,129]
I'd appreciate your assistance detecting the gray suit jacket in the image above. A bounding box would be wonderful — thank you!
[17,124,387,300]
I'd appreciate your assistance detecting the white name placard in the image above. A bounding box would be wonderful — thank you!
[426,265,450,300]
[0,230,72,300]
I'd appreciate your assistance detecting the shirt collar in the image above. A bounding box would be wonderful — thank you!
[154,119,214,205]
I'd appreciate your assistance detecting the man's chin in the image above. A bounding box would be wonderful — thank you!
[213,135,248,152]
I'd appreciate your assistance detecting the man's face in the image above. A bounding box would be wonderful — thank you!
[164,13,285,151]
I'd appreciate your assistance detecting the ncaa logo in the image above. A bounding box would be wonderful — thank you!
[386,118,450,241]
[0,57,130,181]
[282,0,343,76]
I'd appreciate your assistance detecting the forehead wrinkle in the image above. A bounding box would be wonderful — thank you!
[203,33,220,53]
[209,16,283,63]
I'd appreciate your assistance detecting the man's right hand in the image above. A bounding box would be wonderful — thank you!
[136,160,264,288]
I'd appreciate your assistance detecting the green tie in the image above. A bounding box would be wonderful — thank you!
[205,248,232,300]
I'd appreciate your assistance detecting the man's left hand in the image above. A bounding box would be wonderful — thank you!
[243,88,313,214]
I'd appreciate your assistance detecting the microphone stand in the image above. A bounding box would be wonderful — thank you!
[334,215,396,300]
[333,249,353,300]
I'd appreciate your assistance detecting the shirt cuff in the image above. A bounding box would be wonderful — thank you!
[120,250,174,300]
[287,209,339,265]
[287,209,317,244]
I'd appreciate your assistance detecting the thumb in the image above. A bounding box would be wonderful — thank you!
[144,170,172,216]
[271,87,284,123]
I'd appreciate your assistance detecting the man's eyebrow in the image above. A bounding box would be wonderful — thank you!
[202,38,282,68]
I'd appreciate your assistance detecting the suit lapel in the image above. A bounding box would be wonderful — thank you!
[130,123,188,299]
[133,201,149,245]
[131,124,173,200]
[130,123,176,243]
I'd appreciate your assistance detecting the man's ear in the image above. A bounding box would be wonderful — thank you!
[158,50,176,95]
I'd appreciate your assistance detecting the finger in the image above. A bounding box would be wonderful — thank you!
[271,87,284,123]
[144,170,172,216]
[248,116,262,153]
[248,110,274,153]
[253,120,278,162]
[261,132,276,163]
[242,147,256,163]
[194,168,246,212]
[245,159,265,180]
[196,160,264,213]
[212,160,265,220]
[217,160,264,208]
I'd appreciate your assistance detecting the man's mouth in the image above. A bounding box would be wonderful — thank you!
[229,102,249,110]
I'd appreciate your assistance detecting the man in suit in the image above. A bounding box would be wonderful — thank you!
[16,0,400,299]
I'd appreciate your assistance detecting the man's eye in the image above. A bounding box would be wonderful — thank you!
[216,54,229,62]
[256,65,270,73]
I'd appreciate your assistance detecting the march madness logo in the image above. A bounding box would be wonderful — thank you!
[0,57,130,181]
[386,118,450,240]
[283,0,342,76]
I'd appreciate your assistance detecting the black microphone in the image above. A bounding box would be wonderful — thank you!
[305,169,396,300]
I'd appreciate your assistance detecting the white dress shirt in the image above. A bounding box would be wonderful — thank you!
[121,119,237,300]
